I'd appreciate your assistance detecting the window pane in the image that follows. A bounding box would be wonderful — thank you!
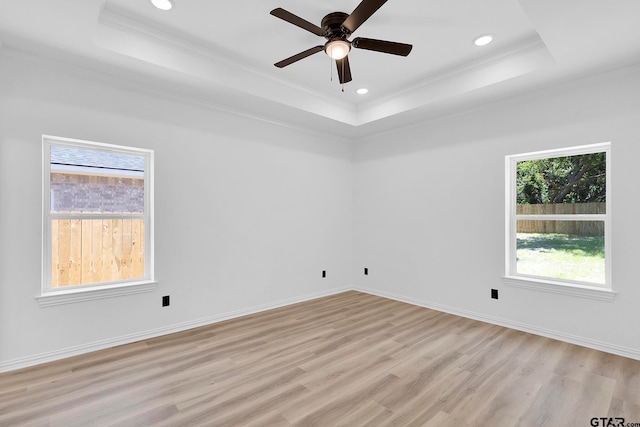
[51,219,145,287]
[516,220,605,285]
[50,146,144,213]
[516,152,606,214]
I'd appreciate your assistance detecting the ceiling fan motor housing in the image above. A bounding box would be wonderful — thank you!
[321,12,350,40]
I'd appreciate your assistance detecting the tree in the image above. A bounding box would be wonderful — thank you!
[516,152,606,204]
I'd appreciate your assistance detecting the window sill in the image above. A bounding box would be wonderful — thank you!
[502,276,617,301]
[36,280,158,307]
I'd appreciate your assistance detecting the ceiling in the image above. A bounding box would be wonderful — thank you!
[1,0,639,138]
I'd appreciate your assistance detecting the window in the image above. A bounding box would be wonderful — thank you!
[39,136,156,306]
[503,143,614,300]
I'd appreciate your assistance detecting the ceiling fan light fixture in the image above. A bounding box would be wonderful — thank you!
[325,40,351,60]
[473,34,493,46]
[151,0,174,11]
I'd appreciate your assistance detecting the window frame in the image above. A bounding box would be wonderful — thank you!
[503,142,615,301]
[38,135,157,307]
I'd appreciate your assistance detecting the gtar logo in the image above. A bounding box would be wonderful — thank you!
[590,418,625,427]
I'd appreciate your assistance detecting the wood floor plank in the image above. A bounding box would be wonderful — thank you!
[609,397,640,422]
[1,290,639,426]
[281,360,401,422]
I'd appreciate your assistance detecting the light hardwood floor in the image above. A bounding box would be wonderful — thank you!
[1,291,639,426]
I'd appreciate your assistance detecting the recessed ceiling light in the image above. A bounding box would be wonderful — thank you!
[151,0,173,11]
[356,88,369,95]
[473,34,493,46]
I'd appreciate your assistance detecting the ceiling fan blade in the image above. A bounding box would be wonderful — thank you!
[274,46,324,68]
[336,56,353,84]
[352,37,413,56]
[342,0,388,34]
[270,8,325,36]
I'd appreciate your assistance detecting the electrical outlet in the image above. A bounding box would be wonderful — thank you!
[491,289,499,299]
[162,295,170,307]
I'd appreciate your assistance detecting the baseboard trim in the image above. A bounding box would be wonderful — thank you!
[0,286,350,373]
[4,284,638,373]
[353,286,640,361]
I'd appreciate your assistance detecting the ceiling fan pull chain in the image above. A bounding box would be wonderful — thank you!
[341,58,345,92]
[330,46,334,82]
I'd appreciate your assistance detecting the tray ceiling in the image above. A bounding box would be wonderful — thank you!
[1,0,639,137]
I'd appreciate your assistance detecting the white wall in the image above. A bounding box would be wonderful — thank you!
[353,65,640,357]
[2,47,639,371]
[0,51,354,368]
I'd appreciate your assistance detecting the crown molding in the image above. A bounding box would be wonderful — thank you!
[96,5,358,124]
[380,34,549,104]
[95,5,558,129]
[355,33,555,125]
[0,44,354,141]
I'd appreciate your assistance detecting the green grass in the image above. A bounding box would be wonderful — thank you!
[516,233,605,284]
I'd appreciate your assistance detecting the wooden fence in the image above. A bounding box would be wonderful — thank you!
[516,202,605,236]
[51,219,144,288]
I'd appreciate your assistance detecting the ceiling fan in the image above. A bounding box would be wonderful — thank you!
[270,0,413,84]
